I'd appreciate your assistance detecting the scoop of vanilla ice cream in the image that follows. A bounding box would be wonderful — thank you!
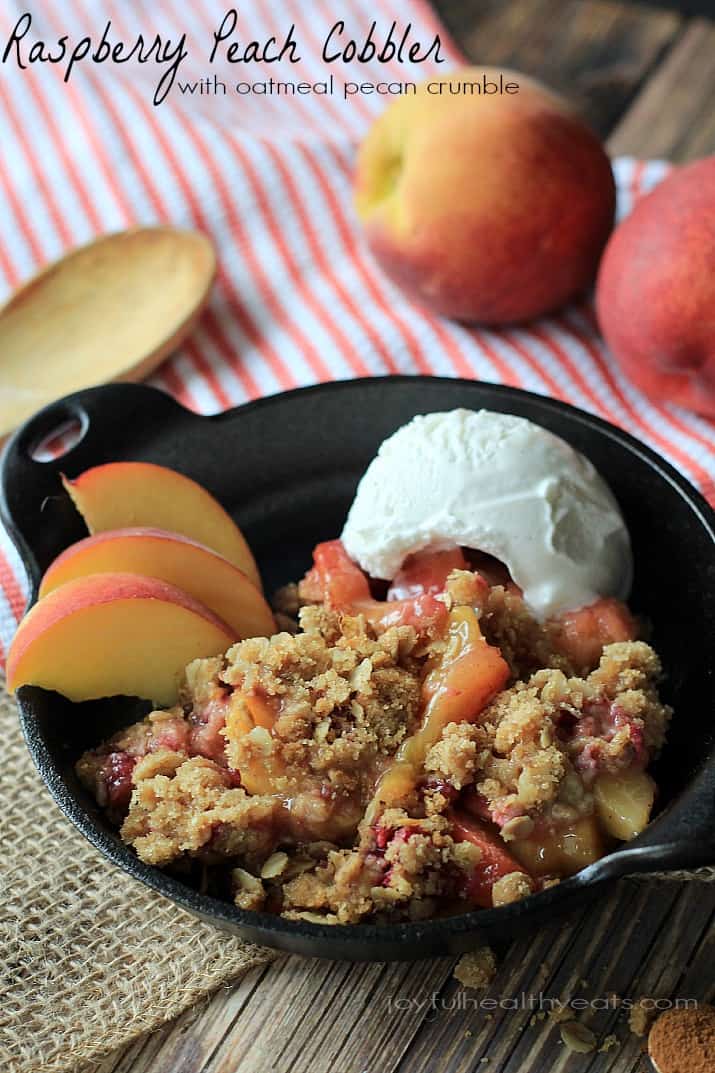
[341,409,632,619]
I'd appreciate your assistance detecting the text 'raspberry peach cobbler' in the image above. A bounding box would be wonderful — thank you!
[76,411,671,925]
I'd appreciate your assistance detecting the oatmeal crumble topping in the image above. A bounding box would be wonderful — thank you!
[629,997,657,1037]
[425,640,668,836]
[78,554,671,925]
[453,947,497,990]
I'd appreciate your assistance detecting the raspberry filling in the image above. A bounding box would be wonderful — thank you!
[100,751,137,811]
[558,700,648,774]
[188,696,231,764]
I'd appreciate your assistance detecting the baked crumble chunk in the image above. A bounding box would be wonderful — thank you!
[78,543,671,925]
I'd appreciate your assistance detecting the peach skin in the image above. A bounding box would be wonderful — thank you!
[596,155,715,418]
[39,527,276,640]
[7,572,236,706]
[61,462,262,589]
[354,67,615,323]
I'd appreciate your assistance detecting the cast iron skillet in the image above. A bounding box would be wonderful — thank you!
[2,377,715,961]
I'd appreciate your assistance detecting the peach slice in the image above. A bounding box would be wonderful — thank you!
[224,692,285,796]
[367,606,509,819]
[593,769,655,841]
[39,528,275,640]
[450,812,534,908]
[510,815,605,877]
[550,598,637,673]
[61,462,261,589]
[7,572,236,706]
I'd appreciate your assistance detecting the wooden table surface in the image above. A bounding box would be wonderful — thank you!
[92,4,715,1072]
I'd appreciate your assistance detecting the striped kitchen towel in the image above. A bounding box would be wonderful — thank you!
[0,0,713,664]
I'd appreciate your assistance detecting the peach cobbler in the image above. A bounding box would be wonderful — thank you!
[17,411,662,924]
[78,542,670,924]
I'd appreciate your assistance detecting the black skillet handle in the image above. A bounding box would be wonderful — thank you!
[0,384,191,595]
[579,839,715,885]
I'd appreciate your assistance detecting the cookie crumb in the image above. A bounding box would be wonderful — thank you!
[629,997,657,1037]
[560,1021,597,1054]
[491,870,533,907]
[454,947,497,990]
[599,1033,619,1053]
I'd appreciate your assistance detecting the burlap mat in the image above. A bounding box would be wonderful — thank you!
[2,679,713,1073]
[0,677,275,1073]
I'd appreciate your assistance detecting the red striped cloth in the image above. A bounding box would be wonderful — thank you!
[1,0,714,666]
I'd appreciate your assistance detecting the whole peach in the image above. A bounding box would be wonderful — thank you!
[354,68,615,324]
[596,155,715,418]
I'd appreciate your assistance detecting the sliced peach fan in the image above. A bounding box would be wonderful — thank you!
[62,460,262,589]
[39,526,275,640]
[7,571,236,706]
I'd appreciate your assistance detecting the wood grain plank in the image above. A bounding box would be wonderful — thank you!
[669,903,715,1003]
[101,956,451,1073]
[432,0,682,134]
[496,883,713,1072]
[608,19,715,160]
[391,890,611,1072]
[394,881,715,1073]
[209,959,391,1073]
[577,889,715,1073]
[205,958,454,1073]
[104,879,714,1073]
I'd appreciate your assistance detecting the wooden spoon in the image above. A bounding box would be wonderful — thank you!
[0,227,216,442]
